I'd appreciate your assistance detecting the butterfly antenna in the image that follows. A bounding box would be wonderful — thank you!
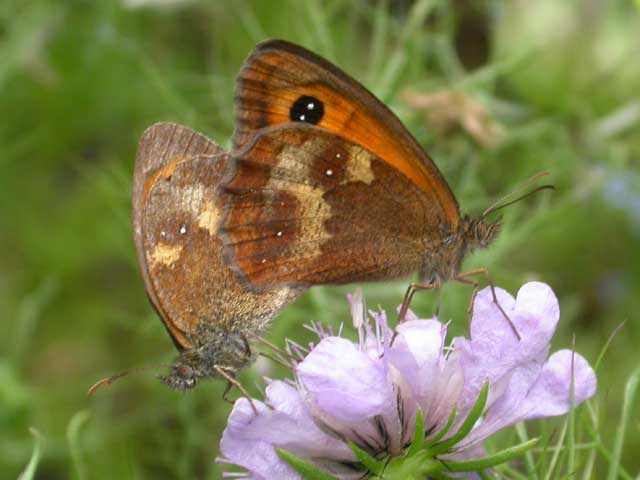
[87,365,157,396]
[482,171,555,218]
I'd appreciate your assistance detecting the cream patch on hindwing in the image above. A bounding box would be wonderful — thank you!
[344,145,375,185]
[147,178,220,271]
[162,182,220,236]
[197,200,221,235]
[267,139,332,258]
[151,242,184,267]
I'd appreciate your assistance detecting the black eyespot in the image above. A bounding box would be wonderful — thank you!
[290,95,324,124]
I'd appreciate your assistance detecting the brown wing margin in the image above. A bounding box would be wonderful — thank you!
[132,122,224,349]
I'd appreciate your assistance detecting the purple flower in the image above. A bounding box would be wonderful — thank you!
[218,282,597,479]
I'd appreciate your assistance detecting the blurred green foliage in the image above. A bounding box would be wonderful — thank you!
[1,0,639,478]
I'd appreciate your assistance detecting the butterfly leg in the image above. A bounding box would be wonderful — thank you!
[241,335,252,360]
[251,333,297,362]
[215,365,259,415]
[389,282,436,348]
[258,351,293,369]
[397,282,436,323]
[454,268,521,340]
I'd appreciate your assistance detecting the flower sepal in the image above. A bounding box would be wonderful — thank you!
[428,380,490,456]
[277,448,340,480]
[384,434,540,479]
[348,441,385,476]
[437,437,540,474]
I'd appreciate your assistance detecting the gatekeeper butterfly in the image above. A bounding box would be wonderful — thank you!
[94,40,548,395]
[220,40,549,315]
[128,122,302,391]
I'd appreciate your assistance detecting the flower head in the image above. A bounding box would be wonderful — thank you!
[218,282,597,479]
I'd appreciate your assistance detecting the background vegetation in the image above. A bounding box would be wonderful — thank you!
[1,0,639,478]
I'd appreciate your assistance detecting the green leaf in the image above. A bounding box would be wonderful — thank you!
[348,441,384,475]
[277,449,340,480]
[430,381,489,455]
[18,428,43,480]
[407,408,425,456]
[440,438,540,473]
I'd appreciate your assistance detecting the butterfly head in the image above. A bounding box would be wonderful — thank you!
[445,215,501,276]
[160,331,252,391]
[160,350,207,391]
[467,216,501,249]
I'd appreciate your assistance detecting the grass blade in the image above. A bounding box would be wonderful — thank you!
[18,428,43,480]
[606,367,640,480]
[67,410,90,480]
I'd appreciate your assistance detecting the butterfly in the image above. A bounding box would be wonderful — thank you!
[127,122,302,391]
[219,39,546,319]
[92,40,546,396]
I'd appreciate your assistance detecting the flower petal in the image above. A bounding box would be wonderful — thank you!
[458,350,596,448]
[296,337,392,422]
[394,319,445,370]
[219,397,302,480]
[519,349,597,419]
[456,282,561,415]
[219,381,357,480]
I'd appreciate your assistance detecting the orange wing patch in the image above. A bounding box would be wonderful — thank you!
[233,40,460,227]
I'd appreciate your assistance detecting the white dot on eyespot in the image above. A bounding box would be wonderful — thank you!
[179,225,187,235]
[325,169,333,176]
[160,231,167,238]
[299,114,306,121]
[307,102,315,110]
[336,153,341,159]
[276,231,283,237]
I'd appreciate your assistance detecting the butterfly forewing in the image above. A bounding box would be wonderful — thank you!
[233,39,460,225]
[222,125,446,288]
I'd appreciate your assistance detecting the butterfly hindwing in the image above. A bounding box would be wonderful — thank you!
[133,123,225,348]
[133,123,299,349]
